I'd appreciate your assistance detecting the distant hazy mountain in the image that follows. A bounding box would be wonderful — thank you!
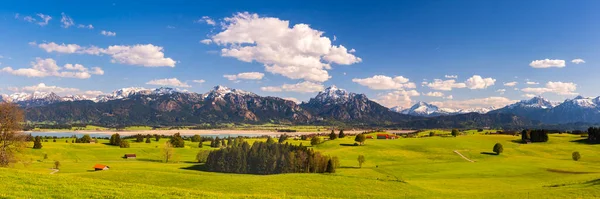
[393,101,495,117]
[491,96,600,124]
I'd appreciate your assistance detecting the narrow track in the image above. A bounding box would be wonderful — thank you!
[453,150,475,162]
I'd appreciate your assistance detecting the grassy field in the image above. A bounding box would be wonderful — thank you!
[1,133,599,198]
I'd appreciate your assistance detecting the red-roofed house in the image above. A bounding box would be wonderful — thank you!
[377,134,389,139]
[93,164,109,171]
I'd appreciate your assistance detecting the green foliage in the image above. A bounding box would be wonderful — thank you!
[311,136,321,146]
[198,141,203,148]
[145,137,151,143]
[451,129,459,137]
[54,161,60,169]
[572,151,581,161]
[588,127,599,143]
[354,134,366,145]
[169,133,185,148]
[358,155,365,168]
[119,140,130,148]
[196,151,210,163]
[278,134,288,144]
[521,130,549,143]
[154,134,160,142]
[33,136,43,149]
[329,130,337,140]
[266,137,275,144]
[135,134,144,142]
[205,141,338,174]
[78,134,92,143]
[191,135,201,142]
[338,129,345,138]
[493,143,503,155]
[109,133,121,146]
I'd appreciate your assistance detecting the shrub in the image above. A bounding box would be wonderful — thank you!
[119,140,130,148]
[33,136,43,149]
[311,136,321,146]
[358,155,365,168]
[326,159,336,173]
[196,150,210,163]
[169,133,185,148]
[145,137,151,143]
[54,161,60,169]
[338,130,345,138]
[451,129,459,137]
[493,143,503,155]
[278,134,288,144]
[429,132,435,137]
[329,130,337,140]
[191,135,201,142]
[572,151,581,161]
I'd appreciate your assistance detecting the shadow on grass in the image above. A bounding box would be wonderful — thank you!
[180,164,208,172]
[570,139,598,145]
[339,166,360,169]
[136,158,162,163]
[510,139,525,144]
[546,168,597,174]
[480,152,498,155]
[339,143,359,146]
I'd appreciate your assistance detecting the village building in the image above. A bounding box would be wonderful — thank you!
[123,154,137,159]
[93,164,109,171]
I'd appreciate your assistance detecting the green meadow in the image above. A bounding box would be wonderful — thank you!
[1,133,599,198]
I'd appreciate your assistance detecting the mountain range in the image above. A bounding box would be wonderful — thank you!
[1,86,598,128]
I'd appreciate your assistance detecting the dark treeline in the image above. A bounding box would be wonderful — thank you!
[521,129,549,143]
[205,141,338,174]
[588,127,600,144]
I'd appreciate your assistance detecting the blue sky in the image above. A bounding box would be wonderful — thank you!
[0,0,598,109]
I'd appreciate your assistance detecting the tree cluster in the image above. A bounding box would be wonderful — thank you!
[109,133,122,146]
[205,141,338,174]
[169,133,185,148]
[521,130,549,143]
[587,127,600,144]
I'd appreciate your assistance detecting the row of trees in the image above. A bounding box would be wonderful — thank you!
[205,141,338,174]
[588,127,600,144]
[521,130,549,143]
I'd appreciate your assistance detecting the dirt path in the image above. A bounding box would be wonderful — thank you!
[50,169,59,174]
[453,150,475,162]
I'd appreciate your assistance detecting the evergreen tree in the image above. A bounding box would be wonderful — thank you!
[326,159,336,173]
[278,134,288,144]
[266,137,275,144]
[198,141,203,148]
[145,137,151,143]
[221,139,226,147]
[227,137,233,146]
[329,131,337,140]
[33,136,43,149]
[154,134,160,142]
[338,129,345,138]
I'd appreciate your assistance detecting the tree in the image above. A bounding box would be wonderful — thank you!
[358,155,365,168]
[135,134,144,142]
[145,137,151,143]
[326,159,336,173]
[493,143,503,155]
[162,142,174,163]
[451,129,459,137]
[54,160,61,170]
[338,129,345,138]
[196,150,210,163]
[198,141,203,148]
[311,136,321,146]
[329,130,337,140]
[191,135,201,142]
[0,102,26,167]
[278,134,288,144]
[154,134,160,142]
[43,154,48,160]
[53,139,56,142]
[169,133,185,148]
[354,134,366,145]
[33,136,43,149]
[266,137,275,144]
[78,134,92,143]
[119,140,130,148]
[572,151,581,161]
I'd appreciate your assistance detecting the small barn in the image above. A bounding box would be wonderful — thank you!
[93,164,109,171]
[377,134,390,139]
[123,154,137,159]
[366,135,373,139]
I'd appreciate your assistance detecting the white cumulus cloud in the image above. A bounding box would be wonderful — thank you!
[503,81,518,87]
[423,91,444,97]
[261,81,324,93]
[445,75,458,79]
[352,75,416,90]
[465,75,496,89]
[375,90,420,108]
[36,42,176,67]
[101,30,116,37]
[146,78,191,88]
[60,13,74,28]
[0,57,103,79]
[223,72,265,81]
[205,12,361,82]
[521,81,578,96]
[571,59,585,64]
[529,59,566,68]
[425,79,466,91]
[192,79,205,84]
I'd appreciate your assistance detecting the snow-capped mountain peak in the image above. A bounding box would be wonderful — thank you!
[562,96,597,108]
[507,96,555,109]
[313,86,354,104]
[203,85,255,99]
[401,101,442,115]
[389,106,405,112]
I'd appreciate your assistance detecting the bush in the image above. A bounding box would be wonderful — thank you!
[329,130,337,140]
[338,130,345,138]
[493,143,503,155]
[521,129,549,143]
[33,136,43,149]
[429,132,435,137]
[54,161,60,169]
[191,135,201,142]
[451,129,459,137]
[354,134,366,145]
[196,150,210,163]
[358,155,365,168]
[572,151,581,161]
[169,133,185,148]
[145,137,151,143]
[311,136,321,146]
[119,140,130,148]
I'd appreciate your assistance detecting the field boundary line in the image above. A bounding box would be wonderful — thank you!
[50,169,59,174]
[453,150,475,162]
